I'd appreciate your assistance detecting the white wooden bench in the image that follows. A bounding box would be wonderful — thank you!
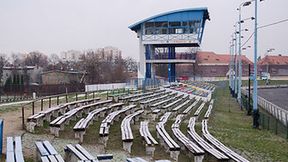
[6,136,25,162]
[99,105,136,146]
[50,100,112,136]
[129,90,166,104]
[156,112,180,161]
[150,93,182,109]
[126,157,148,162]
[202,119,249,162]
[187,117,229,161]
[194,102,206,117]
[204,99,214,119]
[35,140,64,162]
[182,99,199,115]
[172,99,191,113]
[140,93,171,109]
[121,110,144,153]
[119,91,154,103]
[139,121,158,156]
[171,115,205,162]
[73,103,124,142]
[64,144,98,162]
[27,97,100,132]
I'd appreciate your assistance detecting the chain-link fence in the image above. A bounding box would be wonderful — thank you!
[241,93,288,139]
[259,111,288,139]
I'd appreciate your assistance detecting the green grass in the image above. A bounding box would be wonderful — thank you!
[209,81,288,162]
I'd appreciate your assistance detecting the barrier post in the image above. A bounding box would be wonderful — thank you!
[22,106,25,129]
[49,97,51,108]
[41,99,43,111]
[32,101,35,115]
[76,93,78,101]
[57,96,59,105]
[65,94,68,103]
[0,119,3,158]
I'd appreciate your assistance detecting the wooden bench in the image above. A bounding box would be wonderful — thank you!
[202,119,249,162]
[182,99,199,115]
[26,97,100,132]
[129,90,166,104]
[140,93,172,109]
[194,102,205,117]
[172,99,191,113]
[35,140,64,162]
[127,157,148,162]
[121,110,144,153]
[50,100,112,136]
[204,99,214,119]
[64,144,98,162]
[171,115,205,162]
[188,117,229,161]
[119,91,154,103]
[150,93,182,110]
[6,136,25,162]
[139,121,158,156]
[99,105,136,146]
[73,103,124,142]
[156,112,180,161]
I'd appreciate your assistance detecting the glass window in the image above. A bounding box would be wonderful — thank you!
[145,29,154,35]
[175,28,183,34]
[169,22,181,27]
[145,22,154,28]
[155,21,168,27]
[182,22,188,26]
[161,29,167,34]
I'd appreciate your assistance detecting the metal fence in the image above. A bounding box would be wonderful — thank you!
[259,111,288,139]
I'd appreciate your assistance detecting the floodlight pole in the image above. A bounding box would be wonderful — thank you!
[238,6,243,106]
[253,0,259,128]
[234,26,238,98]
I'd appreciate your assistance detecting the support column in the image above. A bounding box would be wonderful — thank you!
[145,45,152,79]
[168,47,176,82]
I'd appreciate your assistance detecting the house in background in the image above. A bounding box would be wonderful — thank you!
[41,70,86,85]
[258,54,288,80]
[194,51,253,81]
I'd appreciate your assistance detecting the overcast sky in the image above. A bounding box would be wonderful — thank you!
[0,0,287,61]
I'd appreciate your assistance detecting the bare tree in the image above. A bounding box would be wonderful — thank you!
[24,51,48,68]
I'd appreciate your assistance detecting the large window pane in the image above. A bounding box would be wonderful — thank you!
[169,22,181,27]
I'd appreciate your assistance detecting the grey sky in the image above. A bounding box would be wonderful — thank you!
[0,0,287,61]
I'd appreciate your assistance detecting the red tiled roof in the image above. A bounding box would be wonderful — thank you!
[258,55,288,65]
[196,51,252,65]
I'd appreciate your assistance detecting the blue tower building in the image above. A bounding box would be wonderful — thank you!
[129,8,210,82]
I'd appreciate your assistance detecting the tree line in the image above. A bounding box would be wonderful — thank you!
[0,49,138,85]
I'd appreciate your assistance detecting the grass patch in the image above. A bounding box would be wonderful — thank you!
[209,81,288,161]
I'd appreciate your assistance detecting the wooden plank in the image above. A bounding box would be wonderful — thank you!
[35,141,50,156]
[43,141,58,155]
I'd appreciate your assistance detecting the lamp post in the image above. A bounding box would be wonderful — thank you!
[253,0,265,128]
[237,1,253,106]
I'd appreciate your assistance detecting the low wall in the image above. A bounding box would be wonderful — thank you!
[85,83,127,92]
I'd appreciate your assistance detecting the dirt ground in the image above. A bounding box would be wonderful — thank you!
[0,106,27,155]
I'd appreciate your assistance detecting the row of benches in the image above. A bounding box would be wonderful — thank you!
[188,117,229,161]
[27,97,101,132]
[156,112,180,161]
[121,110,144,153]
[171,115,205,162]
[73,102,124,142]
[6,136,25,162]
[50,100,112,136]
[202,119,249,162]
[7,136,113,162]
[99,105,136,137]
[119,88,163,103]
